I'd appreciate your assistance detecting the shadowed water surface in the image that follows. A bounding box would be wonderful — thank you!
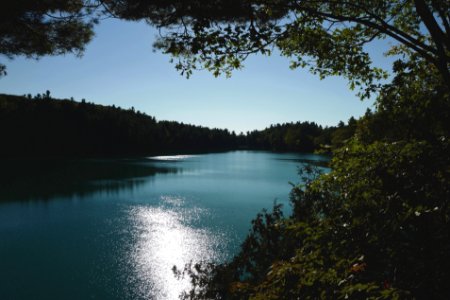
[0,151,328,299]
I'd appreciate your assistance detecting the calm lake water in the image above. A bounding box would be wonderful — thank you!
[0,151,329,300]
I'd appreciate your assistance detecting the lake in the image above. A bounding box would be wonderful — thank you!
[0,151,329,300]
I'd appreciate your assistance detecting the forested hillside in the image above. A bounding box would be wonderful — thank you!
[246,118,357,153]
[0,93,352,157]
[0,93,238,157]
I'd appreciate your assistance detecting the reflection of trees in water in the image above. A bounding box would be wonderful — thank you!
[0,159,179,202]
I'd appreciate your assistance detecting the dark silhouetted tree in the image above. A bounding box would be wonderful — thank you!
[0,1,99,76]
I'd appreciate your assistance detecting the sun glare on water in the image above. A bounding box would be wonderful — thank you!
[128,196,223,299]
[148,155,196,161]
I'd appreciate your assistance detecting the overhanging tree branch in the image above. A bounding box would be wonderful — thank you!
[414,0,450,85]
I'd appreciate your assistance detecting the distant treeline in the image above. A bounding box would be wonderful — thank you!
[0,93,355,157]
[245,118,356,153]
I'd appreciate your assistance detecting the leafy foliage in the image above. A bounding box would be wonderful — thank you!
[107,0,450,95]
[174,57,450,297]
[0,1,101,76]
[2,1,449,90]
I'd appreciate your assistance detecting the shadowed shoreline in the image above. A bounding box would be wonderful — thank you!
[0,158,179,202]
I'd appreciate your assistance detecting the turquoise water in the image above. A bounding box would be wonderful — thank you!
[0,151,329,300]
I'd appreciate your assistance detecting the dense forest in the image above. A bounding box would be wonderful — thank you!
[246,118,357,153]
[0,93,353,157]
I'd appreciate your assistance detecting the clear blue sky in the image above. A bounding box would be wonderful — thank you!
[0,19,391,133]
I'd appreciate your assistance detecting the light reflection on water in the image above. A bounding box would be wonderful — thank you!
[128,196,224,299]
[0,151,330,300]
[148,155,197,161]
